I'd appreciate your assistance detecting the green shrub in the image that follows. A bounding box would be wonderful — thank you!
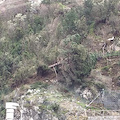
[49,103,59,112]
[0,54,13,80]
[60,41,97,84]
[84,0,94,25]
[0,106,5,119]
[102,66,110,71]
[88,52,98,68]
[42,0,51,4]
[12,67,32,88]
[0,19,3,36]
[11,42,22,56]
[31,81,48,89]
[75,17,88,38]
[89,22,95,35]
[70,34,82,44]
[71,45,97,80]
[29,16,44,34]
[13,27,24,41]
[62,9,78,34]
[59,34,97,84]
[95,82,105,91]
[56,23,64,39]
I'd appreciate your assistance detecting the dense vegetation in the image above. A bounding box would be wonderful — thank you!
[0,0,120,118]
[0,0,120,92]
[0,0,120,112]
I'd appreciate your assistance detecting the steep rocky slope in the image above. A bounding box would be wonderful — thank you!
[0,0,120,119]
[4,82,86,120]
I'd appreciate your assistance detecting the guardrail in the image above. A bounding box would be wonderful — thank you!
[84,110,120,120]
[85,110,120,117]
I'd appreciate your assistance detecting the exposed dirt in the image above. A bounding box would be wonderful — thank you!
[95,56,120,89]
[11,71,56,89]
[75,0,84,6]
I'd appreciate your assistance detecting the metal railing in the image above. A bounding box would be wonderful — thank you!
[85,110,120,117]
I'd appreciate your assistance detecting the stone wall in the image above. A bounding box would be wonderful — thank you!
[95,90,120,110]
[103,90,120,110]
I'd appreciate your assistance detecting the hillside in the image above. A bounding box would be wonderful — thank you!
[0,0,120,119]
